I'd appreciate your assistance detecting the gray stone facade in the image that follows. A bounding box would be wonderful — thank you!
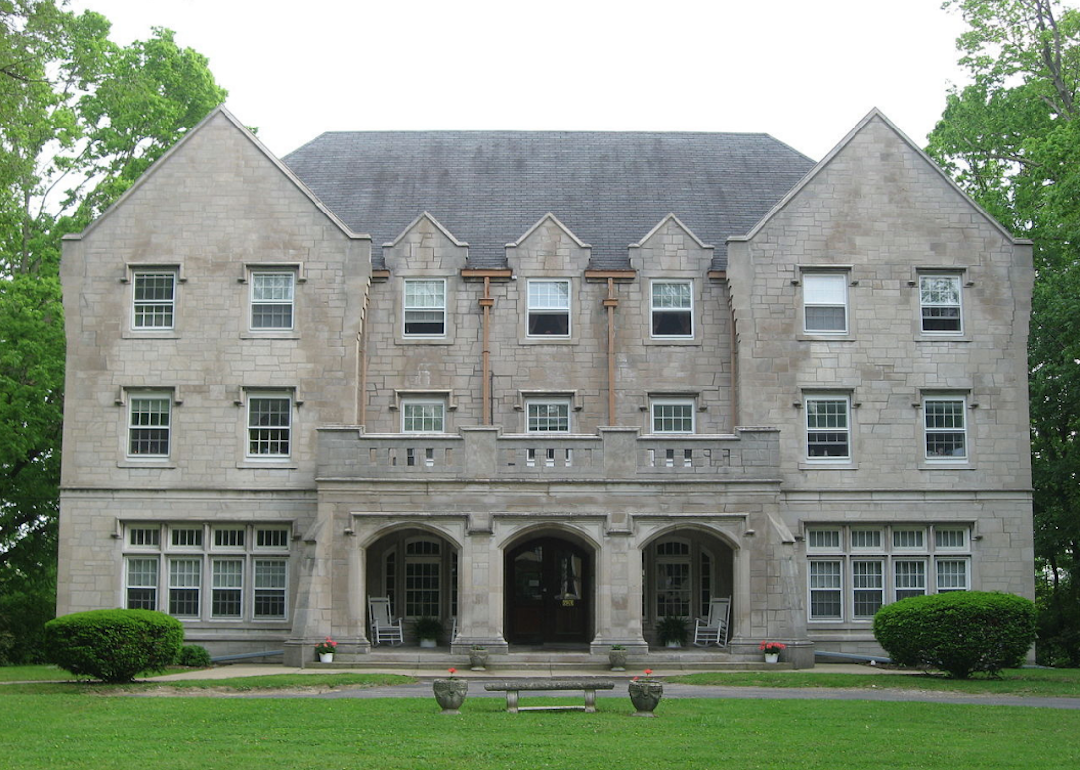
[58,108,1033,668]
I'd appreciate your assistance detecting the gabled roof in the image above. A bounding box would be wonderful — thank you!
[283,130,815,270]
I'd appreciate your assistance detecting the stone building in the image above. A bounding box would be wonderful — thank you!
[57,107,1034,668]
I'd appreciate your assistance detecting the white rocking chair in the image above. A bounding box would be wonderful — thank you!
[368,596,404,646]
[693,597,731,647]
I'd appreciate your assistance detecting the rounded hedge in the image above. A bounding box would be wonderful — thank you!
[873,591,1036,678]
[45,609,184,683]
[176,644,213,668]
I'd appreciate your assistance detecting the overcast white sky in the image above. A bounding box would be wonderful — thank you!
[71,0,972,161]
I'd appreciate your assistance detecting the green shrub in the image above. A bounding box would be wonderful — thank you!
[873,591,1036,678]
[45,609,184,683]
[176,644,212,668]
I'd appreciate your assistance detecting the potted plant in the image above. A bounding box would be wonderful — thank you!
[315,636,337,663]
[628,668,663,717]
[656,616,689,648]
[468,645,489,671]
[608,644,628,671]
[432,667,468,714]
[759,640,786,663]
[413,616,443,648]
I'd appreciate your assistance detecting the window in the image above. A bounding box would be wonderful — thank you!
[402,400,445,433]
[526,400,571,433]
[807,524,971,621]
[651,399,695,434]
[920,275,962,333]
[403,279,446,337]
[126,558,158,610]
[527,279,570,336]
[247,395,291,457]
[655,541,692,618]
[404,539,441,617]
[128,394,171,458]
[924,397,967,459]
[122,523,290,621]
[651,281,692,337]
[250,272,294,330]
[803,273,848,333]
[132,271,176,329]
[805,396,850,460]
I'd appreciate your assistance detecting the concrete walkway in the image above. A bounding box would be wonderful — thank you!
[144,664,1080,710]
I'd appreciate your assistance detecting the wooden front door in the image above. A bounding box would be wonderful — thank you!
[506,537,590,644]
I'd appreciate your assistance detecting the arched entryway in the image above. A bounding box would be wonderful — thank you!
[504,534,593,645]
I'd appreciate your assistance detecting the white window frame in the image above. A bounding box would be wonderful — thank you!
[253,559,288,619]
[802,272,848,334]
[525,398,571,433]
[210,558,244,618]
[924,396,967,461]
[892,527,926,551]
[404,538,442,618]
[894,559,927,601]
[808,560,844,620]
[526,279,571,338]
[125,557,159,611]
[131,270,177,330]
[246,393,293,459]
[403,278,447,338]
[401,399,446,433]
[127,392,172,459]
[851,559,885,619]
[935,558,970,592]
[250,271,295,331]
[650,280,693,338]
[804,394,851,462]
[651,398,695,434]
[919,274,963,334]
[168,557,203,618]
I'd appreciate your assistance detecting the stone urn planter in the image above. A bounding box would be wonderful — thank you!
[628,677,663,717]
[433,673,469,714]
[608,646,628,671]
[468,647,489,671]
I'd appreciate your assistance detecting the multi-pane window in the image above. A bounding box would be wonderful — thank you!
[919,275,962,333]
[807,525,971,621]
[404,539,441,617]
[401,400,445,433]
[128,394,171,457]
[655,541,692,618]
[132,271,176,329]
[651,399,694,433]
[526,400,570,433]
[125,558,158,610]
[805,396,850,460]
[651,281,693,337]
[247,395,291,457]
[403,279,446,336]
[924,397,967,459]
[250,272,294,330]
[123,523,290,621]
[527,279,570,336]
[169,558,202,617]
[211,560,243,617]
[803,273,848,333]
[253,559,287,618]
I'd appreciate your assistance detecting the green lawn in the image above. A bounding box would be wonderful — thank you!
[670,667,1080,698]
[0,694,1077,769]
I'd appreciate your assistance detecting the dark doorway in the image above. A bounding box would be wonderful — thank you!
[505,536,590,644]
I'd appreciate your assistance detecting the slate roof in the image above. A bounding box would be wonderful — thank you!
[282,131,816,271]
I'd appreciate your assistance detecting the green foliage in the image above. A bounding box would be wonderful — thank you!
[412,616,443,641]
[930,0,1080,667]
[872,591,1036,678]
[656,615,689,646]
[44,609,183,683]
[175,644,211,669]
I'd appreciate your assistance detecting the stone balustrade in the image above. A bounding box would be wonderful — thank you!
[317,425,780,482]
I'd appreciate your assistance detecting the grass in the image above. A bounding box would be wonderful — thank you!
[0,694,1077,769]
[669,667,1080,698]
[0,670,413,695]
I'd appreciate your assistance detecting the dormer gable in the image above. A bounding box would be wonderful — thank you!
[629,214,715,274]
[382,212,468,273]
[506,213,591,273]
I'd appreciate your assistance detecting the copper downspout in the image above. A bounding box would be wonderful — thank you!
[480,277,494,425]
[603,277,619,425]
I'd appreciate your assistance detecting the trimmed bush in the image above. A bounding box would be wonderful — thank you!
[176,644,213,668]
[873,591,1036,678]
[45,609,184,683]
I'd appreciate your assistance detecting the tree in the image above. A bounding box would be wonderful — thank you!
[0,2,226,641]
[927,0,1080,665]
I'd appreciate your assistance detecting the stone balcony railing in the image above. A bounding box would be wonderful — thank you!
[317,426,780,482]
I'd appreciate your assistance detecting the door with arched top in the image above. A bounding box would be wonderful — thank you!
[505,537,590,644]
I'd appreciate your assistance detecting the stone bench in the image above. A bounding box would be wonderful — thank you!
[484,678,616,713]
